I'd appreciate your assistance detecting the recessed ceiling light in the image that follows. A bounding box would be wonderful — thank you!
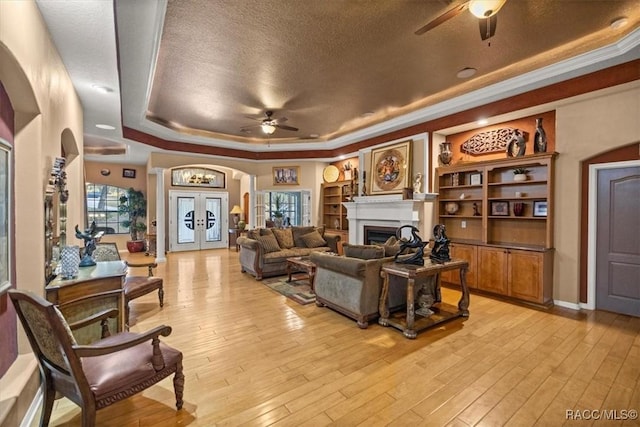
[610,17,628,29]
[477,119,488,126]
[457,67,477,79]
[95,124,115,130]
[91,84,113,93]
[309,134,319,138]
[361,112,374,118]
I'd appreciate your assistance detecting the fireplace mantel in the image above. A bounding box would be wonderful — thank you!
[343,194,437,244]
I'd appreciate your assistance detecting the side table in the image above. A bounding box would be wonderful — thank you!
[378,258,470,339]
[229,228,246,251]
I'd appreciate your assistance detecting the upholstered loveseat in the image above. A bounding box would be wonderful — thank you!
[310,242,426,328]
[238,226,340,280]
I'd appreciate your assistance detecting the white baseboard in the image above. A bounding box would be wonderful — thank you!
[553,299,581,311]
[20,389,41,427]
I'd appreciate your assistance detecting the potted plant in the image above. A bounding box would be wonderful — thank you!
[271,194,286,228]
[118,187,147,252]
[513,168,530,182]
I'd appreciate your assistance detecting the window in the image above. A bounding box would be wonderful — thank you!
[265,192,302,226]
[85,183,129,234]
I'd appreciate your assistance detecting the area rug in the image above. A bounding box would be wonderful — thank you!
[262,275,315,305]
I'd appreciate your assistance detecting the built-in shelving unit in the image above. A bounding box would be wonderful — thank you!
[435,153,556,305]
[321,180,356,247]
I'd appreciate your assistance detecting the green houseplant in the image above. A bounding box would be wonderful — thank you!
[271,194,286,228]
[513,168,530,182]
[118,187,147,252]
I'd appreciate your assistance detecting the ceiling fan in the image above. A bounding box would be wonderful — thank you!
[415,0,507,41]
[241,110,299,135]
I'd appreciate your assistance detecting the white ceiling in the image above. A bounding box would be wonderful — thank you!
[36,0,640,165]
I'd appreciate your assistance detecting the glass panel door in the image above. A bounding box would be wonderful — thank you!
[170,191,228,252]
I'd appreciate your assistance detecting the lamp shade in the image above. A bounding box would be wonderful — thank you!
[230,205,242,215]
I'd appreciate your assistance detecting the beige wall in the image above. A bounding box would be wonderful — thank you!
[553,81,640,303]
[0,0,85,410]
[1,0,84,340]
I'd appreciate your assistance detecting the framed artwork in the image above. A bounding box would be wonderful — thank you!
[491,201,510,216]
[369,140,411,194]
[171,167,226,188]
[273,166,300,185]
[469,172,482,186]
[533,200,548,217]
[122,168,136,179]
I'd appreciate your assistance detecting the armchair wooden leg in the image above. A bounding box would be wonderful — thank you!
[40,373,56,427]
[158,288,164,307]
[174,361,185,410]
[81,402,96,427]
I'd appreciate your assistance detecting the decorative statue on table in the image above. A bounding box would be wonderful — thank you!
[394,225,428,266]
[430,224,451,263]
[75,221,104,267]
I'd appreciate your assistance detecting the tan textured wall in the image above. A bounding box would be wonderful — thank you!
[1,0,84,346]
[553,82,640,303]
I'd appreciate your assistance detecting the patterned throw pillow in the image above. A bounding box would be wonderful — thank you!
[382,235,402,257]
[300,230,327,248]
[343,244,385,260]
[292,226,316,247]
[272,228,294,249]
[255,234,281,253]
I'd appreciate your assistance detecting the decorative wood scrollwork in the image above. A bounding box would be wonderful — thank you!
[461,127,525,155]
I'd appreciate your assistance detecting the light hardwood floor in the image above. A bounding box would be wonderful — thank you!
[46,249,639,426]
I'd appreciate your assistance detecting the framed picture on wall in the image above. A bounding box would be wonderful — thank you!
[122,168,136,179]
[273,166,300,185]
[369,140,411,194]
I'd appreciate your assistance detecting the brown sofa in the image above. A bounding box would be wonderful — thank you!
[238,226,340,280]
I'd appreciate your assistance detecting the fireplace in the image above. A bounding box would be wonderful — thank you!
[343,194,437,245]
[364,226,397,245]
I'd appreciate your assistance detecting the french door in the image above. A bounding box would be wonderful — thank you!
[169,191,228,252]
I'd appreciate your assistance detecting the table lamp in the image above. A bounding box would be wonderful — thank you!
[230,205,242,228]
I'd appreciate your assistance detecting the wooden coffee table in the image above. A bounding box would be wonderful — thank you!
[286,256,317,292]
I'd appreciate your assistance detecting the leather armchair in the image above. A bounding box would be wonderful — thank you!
[9,290,184,427]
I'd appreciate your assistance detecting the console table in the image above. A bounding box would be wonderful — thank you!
[378,259,469,339]
[46,261,127,343]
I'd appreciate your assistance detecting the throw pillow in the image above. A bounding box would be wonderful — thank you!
[260,228,274,236]
[272,228,294,249]
[382,235,402,257]
[343,244,384,260]
[292,226,316,247]
[300,230,327,248]
[255,234,281,253]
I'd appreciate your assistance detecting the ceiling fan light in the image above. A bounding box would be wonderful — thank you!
[261,123,276,135]
[468,0,507,18]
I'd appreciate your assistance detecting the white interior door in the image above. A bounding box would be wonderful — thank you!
[169,191,228,252]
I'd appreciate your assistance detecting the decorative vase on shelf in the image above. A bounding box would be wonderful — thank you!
[534,117,547,153]
[514,174,527,182]
[438,141,453,166]
[513,202,525,217]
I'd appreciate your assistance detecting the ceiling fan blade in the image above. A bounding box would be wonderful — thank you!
[277,116,288,123]
[244,115,263,122]
[414,1,469,35]
[275,124,299,132]
[479,14,498,40]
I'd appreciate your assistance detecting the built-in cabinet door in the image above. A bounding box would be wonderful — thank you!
[508,250,543,302]
[477,247,508,294]
[441,243,477,288]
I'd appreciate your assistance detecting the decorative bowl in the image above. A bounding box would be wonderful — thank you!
[444,202,460,215]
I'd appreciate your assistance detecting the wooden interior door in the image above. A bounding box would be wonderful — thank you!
[596,166,640,316]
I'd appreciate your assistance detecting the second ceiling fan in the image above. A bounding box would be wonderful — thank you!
[415,0,507,41]
[242,110,299,136]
